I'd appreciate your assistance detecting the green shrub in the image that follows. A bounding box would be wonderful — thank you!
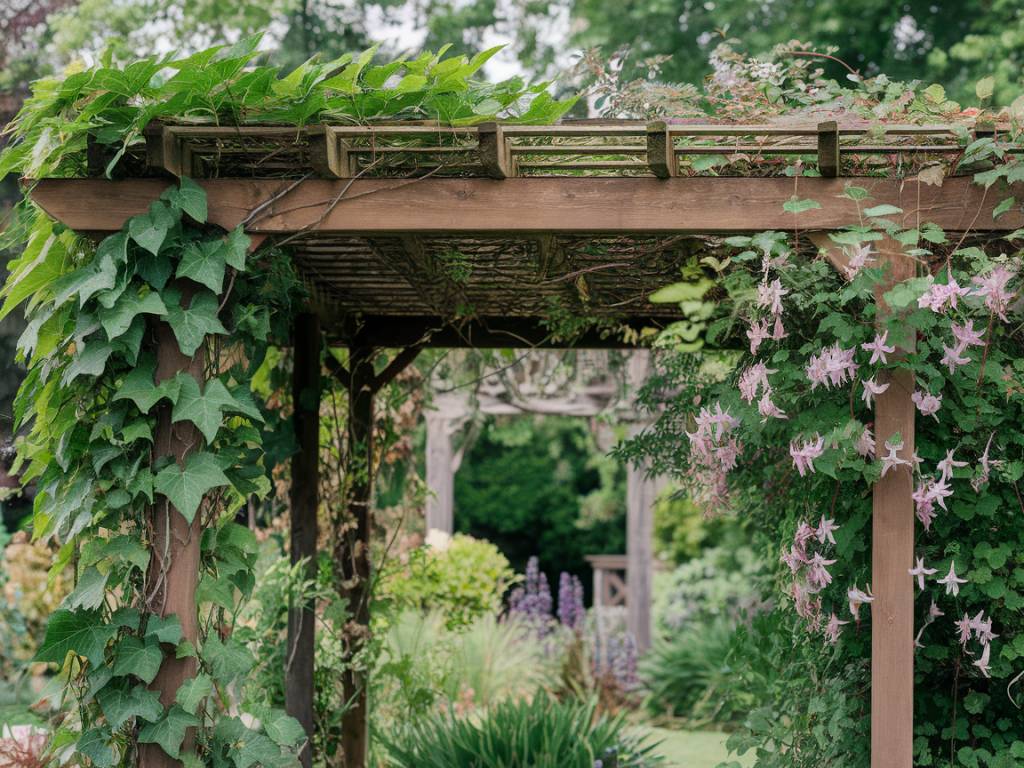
[377,534,516,629]
[380,693,663,768]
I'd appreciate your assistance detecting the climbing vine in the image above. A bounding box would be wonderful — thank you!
[0,36,571,767]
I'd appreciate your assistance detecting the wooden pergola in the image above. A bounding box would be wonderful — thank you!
[30,119,1024,768]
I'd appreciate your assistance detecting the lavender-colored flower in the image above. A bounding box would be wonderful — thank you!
[510,556,554,636]
[557,572,586,632]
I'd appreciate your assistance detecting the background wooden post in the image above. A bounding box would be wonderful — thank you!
[140,284,205,768]
[625,351,655,652]
[871,238,916,768]
[287,313,321,768]
[339,348,375,768]
[424,409,455,535]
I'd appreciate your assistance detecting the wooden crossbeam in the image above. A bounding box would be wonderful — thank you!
[32,177,1024,235]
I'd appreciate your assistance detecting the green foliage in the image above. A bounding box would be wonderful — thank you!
[380,692,663,768]
[377,534,517,630]
[454,416,626,593]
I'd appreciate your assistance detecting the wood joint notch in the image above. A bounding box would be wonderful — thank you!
[477,122,512,179]
[308,126,351,178]
[144,122,190,178]
[817,121,840,178]
[647,121,677,179]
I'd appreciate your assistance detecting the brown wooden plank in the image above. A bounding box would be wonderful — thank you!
[871,236,916,768]
[32,177,1024,235]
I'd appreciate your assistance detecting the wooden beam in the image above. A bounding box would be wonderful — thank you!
[871,236,916,768]
[477,122,511,179]
[817,121,840,178]
[371,345,422,392]
[328,316,666,349]
[31,177,1024,236]
[141,283,205,768]
[646,121,677,179]
[286,313,320,768]
[337,349,375,768]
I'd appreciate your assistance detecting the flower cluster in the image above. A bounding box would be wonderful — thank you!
[685,403,742,512]
[557,571,586,632]
[781,516,840,633]
[509,556,554,637]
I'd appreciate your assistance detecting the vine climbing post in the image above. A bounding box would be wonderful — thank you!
[142,282,206,768]
[287,312,321,768]
[870,237,916,768]
[339,347,375,768]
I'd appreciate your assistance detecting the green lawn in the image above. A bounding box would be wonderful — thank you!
[649,727,753,768]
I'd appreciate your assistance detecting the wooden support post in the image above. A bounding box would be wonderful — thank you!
[309,127,349,178]
[817,121,840,178]
[646,121,677,179]
[477,122,511,179]
[871,237,916,768]
[287,313,321,768]
[338,348,375,768]
[140,284,205,768]
[625,438,656,653]
[425,410,455,535]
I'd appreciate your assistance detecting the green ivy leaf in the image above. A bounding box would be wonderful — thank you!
[783,197,822,214]
[163,287,228,356]
[62,339,113,384]
[112,635,164,684]
[63,566,108,611]
[97,680,164,729]
[138,705,200,760]
[172,374,262,444]
[35,609,117,667]
[224,226,249,269]
[146,614,184,645]
[154,451,231,523]
[113,359,182,414]
[177,240,227,294]
[202,635,255,684]
[863,204,903,217]
[77,726,118,767]
[175,673,213,715]
[129,201,177,256]
[99,287,167,339]
[262,709,307,747]
[161,177,208,223]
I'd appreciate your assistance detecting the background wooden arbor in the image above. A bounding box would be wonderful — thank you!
[31,119,1024,768]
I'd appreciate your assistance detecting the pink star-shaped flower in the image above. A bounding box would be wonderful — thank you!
[862,331,896,365]
[937,561,968,596]
[908,556,937,591]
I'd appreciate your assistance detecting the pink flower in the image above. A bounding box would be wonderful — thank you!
[781,547,804,572]
[880,437,911,477]
[816,515,840,545]
[747,319,770,355]
[806,343,858,389]
[937,449,967,482]
[941,344,971,374]
[918,278,971,313]
[790,435,825,477]
[843,243,874,278]
[954,614,973,646]
[807,552,837,590]
[855,427,876,459]
[972,432,997,492]
[862,332,896,365]
[909,557,938,590]
[757,278,789,316]
[929,600,944,620]
[771,315,787,341]
[937,561,968,596]
[824,612,849,644]
[972,265,1016,320]
[970,610,999,644]
[972,642,992,678]
[861,378,889,408]
[757,389,787,421]
[951,319,986,350]
[911,390,942,419]
[847,584,874,620]
[738,362,776,403]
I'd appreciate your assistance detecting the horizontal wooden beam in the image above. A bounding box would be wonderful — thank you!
[326,315,664,349]
[30,176,1024,236]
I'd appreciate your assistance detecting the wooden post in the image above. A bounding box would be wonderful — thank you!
[338,348,375,768]
[871,238,916,768]
[287,313,320,768]
[626,439,656,653]
[140,285,205,768]
[424,410,455,534]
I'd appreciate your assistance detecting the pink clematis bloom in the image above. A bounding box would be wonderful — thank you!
[973,642,992,678]
[816,516,840,545]
[929,601,944,620]
[757,278,789,316]
[824,612,849,644]
[855,427,876,459]
[912,390,942,419]
[937,561,968,596]
[941,343,971,374]
[806,343,858,389]
[843,243,874,278]
[807,552,837,590]
[771,315,787,341]
[880,437,911,477]
[951,319,986,350]
[747,319,770,355]
[918,278,971,313]
[970,611,999,644]
[972,265,1016,320]
[790,435,826,477]
[739,362,776,403]
[757,389,787,422]
[861,378,890,408]
[862,331,896,365]
[937,449,967,482]
[954,614,973,646]
[909,556,938,590]
[847,584,875,620]
[972,432,997,492]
